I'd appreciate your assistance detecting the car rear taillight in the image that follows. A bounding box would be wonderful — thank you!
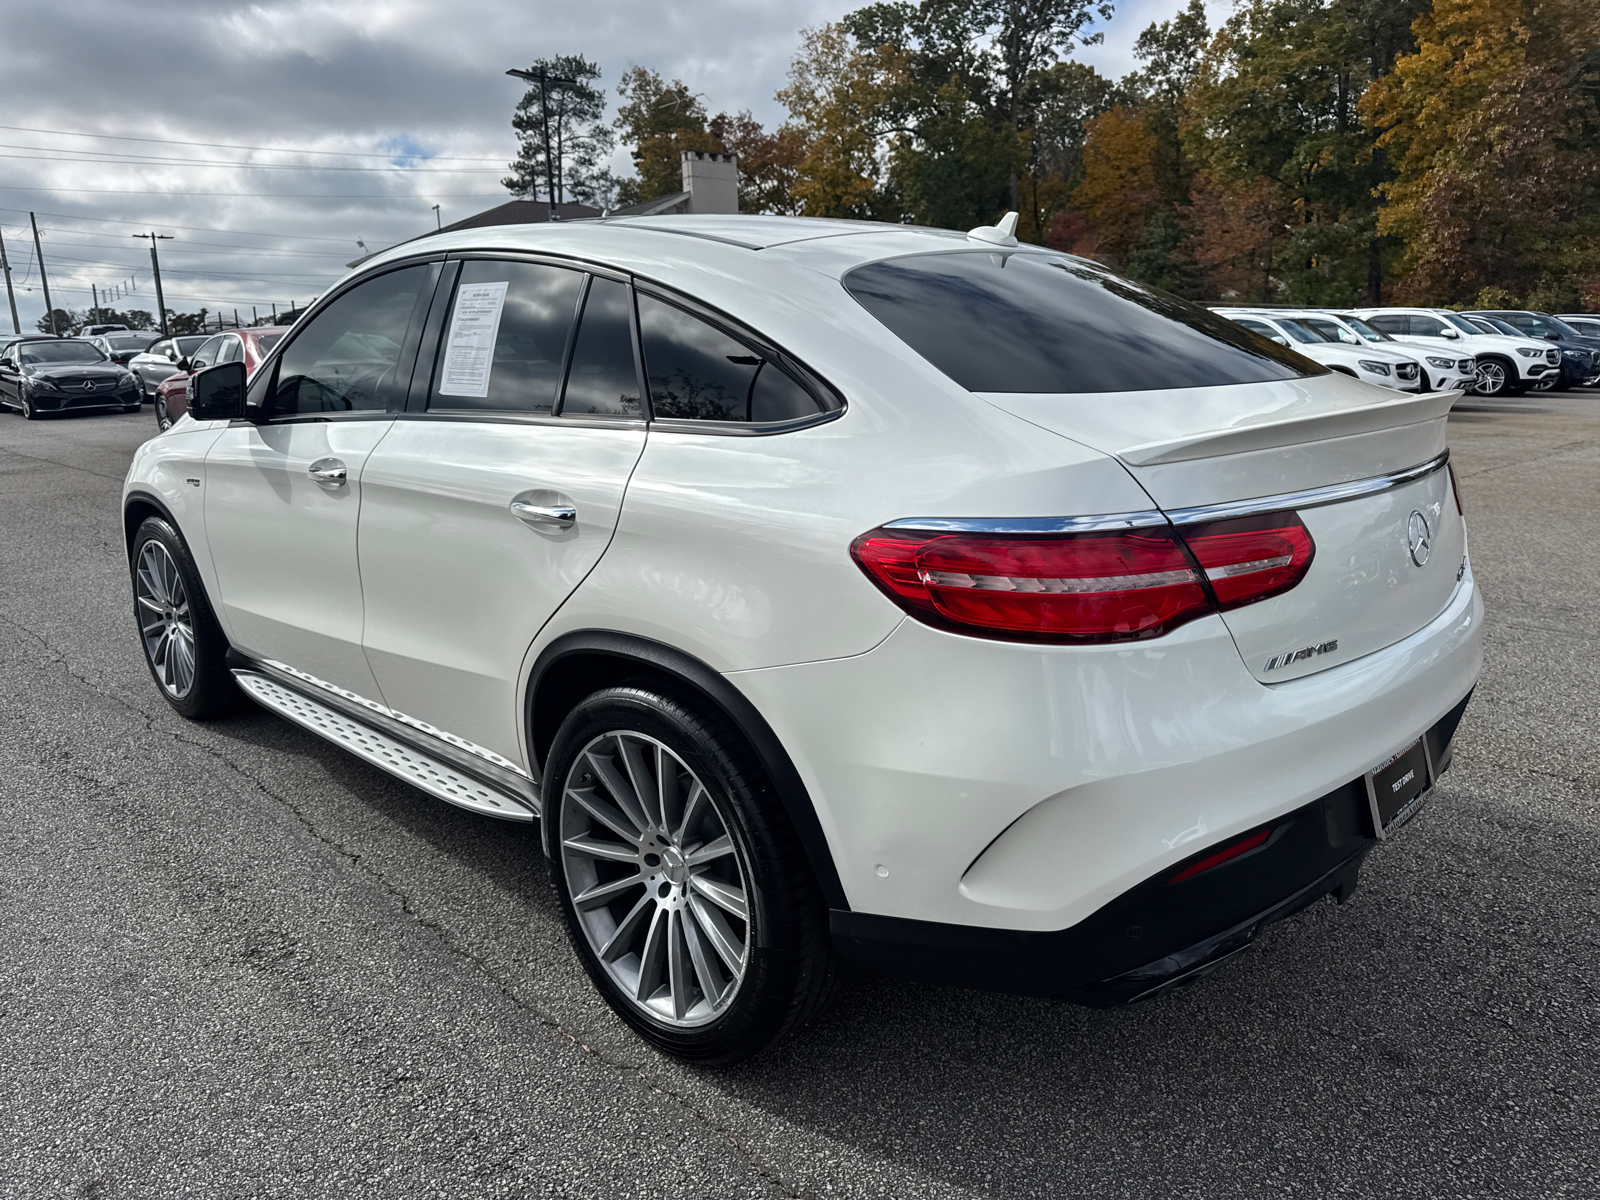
[849,527,1213,643]
[1167,827,1272,884]
[1177,511,1314,610]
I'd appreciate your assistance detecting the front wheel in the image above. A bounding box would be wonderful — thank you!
[1473,359,1508,396]
[154,394,173,432]
[545,686,838,1064]
[19,392,40,420]
[130,516,240,718]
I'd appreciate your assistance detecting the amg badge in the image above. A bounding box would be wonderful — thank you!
[1264,640,1338,672]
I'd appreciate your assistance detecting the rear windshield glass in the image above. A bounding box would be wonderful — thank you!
[841,251,1322,393]
[106,333,155,349]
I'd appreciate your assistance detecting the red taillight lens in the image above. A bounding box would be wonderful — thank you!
[1178,510,1314,610]
[849,527,1213,643]
[1167,827,1272,884]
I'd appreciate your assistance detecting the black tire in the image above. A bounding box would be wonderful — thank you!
[129,516,241,718]
[545,685,839,1064]
[20,392,40,420]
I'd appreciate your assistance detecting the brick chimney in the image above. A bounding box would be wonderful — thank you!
[680,150,738,214]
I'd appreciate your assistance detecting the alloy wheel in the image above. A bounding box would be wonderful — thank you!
[1474,361,1506,395]
[155,396,171,432]
[135,540,197,697]
[560,730,751,1028]
[1536,372,1557,391]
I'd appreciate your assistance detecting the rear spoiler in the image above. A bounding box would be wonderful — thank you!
[1118,390,1461,467]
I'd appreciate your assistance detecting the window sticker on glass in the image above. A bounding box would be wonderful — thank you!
[439,280,510,398]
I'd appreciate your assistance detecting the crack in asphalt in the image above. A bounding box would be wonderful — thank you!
[0,443,130,483]
[0,610,812,1200]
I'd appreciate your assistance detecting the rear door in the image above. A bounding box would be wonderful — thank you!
[357,257,647,766]
[203,262,436,698]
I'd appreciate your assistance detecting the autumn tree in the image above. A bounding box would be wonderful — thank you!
[1362,0,1600,302]
[613,68,722,203]
[708,112,808,215]
[1067,106,1158,267]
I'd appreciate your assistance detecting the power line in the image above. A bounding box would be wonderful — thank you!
[0,184,505,198]
[31,231,351,259]
[1,206,361,244]
[0,122,507,163]
[0,148,505,173]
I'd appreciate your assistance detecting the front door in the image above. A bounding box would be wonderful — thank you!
[203,262,436,699]
[358,259,647,767]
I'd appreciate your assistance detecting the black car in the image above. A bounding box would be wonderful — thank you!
[0,337,144,419]
[1468,310,1600,388]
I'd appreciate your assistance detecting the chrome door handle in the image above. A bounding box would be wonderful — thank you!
[510,499,577,529]
[309,458,347,488]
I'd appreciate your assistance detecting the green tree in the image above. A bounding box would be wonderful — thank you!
[613,67,722,203]
[505,55,616,208]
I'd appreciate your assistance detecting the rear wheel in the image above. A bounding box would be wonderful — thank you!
[546,686,838,1064]
[130,516,240,718]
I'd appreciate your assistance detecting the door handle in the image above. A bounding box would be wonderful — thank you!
[510,499,577,529]
[309,458,348,488]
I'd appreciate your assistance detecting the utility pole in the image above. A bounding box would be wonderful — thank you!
[506,66,576,222]
[271,302,277,323]
[234,308,240,328]
[0,225,20,335]
[252,305,258,326]
[92,284,100,326]
[132,232,172,337]
[432,203,441,229]
[30,213,56,335]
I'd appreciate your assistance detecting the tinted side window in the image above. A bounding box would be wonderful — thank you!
[1409,315,1448,336]
[191,337,225,369]
[638,293,823,423]
[560,277,642,417]
[1365,314,1406,335]
[220,337,245,364]
[273,265,426,415]
[429,260,583,413]
[843,251,1321,393]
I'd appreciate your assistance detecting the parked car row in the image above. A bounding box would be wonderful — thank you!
[1212,305,1600,396]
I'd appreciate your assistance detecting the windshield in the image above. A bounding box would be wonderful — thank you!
[1338,316,1391,342]
[20,341,108,365]
[841,251,1321,393]
[1297,317,1360,345]
[1542,315,1584,339]
[257,333,283,353]
[106,333,155,350]
[1564,317,1600,337]
[1440,314,1482,335]
[1269,318,1320,345]
[1479,315,1524,337]
[176,336,209,355]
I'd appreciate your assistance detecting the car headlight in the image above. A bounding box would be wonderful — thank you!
[26,376,59,392]
[1517,347,1542,357]
[117,372,138,391]
[1358,360,1392,375]
[1425,356,1458,369]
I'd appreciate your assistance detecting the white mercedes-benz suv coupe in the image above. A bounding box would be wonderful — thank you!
[122,215,1482,1063]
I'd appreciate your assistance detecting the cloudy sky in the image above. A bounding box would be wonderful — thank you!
[0,0,1222,334]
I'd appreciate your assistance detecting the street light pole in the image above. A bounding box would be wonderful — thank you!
[0,226,21,335]
[30,213,56,335]
[132,232,173,337]
[507,67,576,222]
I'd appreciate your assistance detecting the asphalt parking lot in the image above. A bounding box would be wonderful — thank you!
[2,392,1596,1200]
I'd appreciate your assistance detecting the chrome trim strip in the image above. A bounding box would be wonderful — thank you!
[882,510,1168,535]
[1163,450,1450,526]
[260,657,532,781]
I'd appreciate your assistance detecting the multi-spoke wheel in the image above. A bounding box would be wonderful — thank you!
[135,540,197,698]
[1473,359,1508,396]
[154,395,173,432]
[546,687,839,1063]
[561,731,750,1027]
[129,516,241,718]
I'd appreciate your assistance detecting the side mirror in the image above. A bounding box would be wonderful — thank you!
[1439,326,1460,338]
[1546,332,1561,341]
[175,356,193,372]
[1271,335,1290,346]
[188,361,246,421]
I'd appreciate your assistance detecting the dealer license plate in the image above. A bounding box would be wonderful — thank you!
[1366,737,1432,837]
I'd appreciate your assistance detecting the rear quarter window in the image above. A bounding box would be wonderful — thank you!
[841,251,1323,393]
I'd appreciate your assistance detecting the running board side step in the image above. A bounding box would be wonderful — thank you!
[233,670,538,823]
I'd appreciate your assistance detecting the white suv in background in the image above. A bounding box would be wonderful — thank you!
[1215,310,1428,391]
[1351,308,1555,396]
[122,216,1482,1063]
[1290,312,1427,391]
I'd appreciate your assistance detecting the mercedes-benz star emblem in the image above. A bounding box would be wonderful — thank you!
[1407,510,1432,567]
[82,379,97,392]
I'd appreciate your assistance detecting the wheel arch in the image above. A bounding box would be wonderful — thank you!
[123,489,179,559]
[526,631,849,910]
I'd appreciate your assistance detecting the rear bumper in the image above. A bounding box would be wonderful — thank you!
[832,691,1473,1004]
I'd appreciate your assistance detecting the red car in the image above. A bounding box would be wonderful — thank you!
[155,327,287,431]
